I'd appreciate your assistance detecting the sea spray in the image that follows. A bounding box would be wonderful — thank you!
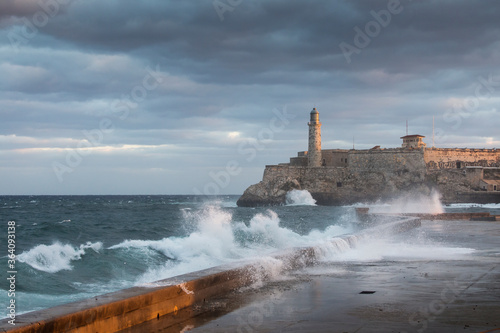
[244,257,286,289]
[313,236,359,261]
[370,190,445,214]
[333,237,474,262]
[286,189,317,206]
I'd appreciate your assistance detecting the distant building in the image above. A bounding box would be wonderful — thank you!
[401,135,426,149]
[480,179,500,192]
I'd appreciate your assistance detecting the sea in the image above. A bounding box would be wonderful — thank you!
[1,191,499,318]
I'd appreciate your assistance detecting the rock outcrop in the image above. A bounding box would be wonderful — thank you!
[237,178,300,207]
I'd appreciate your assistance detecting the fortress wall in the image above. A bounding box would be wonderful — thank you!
[484,168,500,179]
[424,149,500,170]
[348,149,426,173]
[465,168,484,187]
[263,165,306,182]
[321,149,349,167]
[290,150,349,167]
[303,167,347,179]
[262,165,347,193]
[290,156,307,166]
[301,167,347,192]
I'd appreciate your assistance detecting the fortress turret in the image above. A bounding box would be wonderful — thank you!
[308,107,322,167]
[401,135,426,149]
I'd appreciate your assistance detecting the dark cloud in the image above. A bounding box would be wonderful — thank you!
[0,0,47,19]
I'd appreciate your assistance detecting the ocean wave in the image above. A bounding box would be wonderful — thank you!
[108,205,351,285]
[18,241,103,273]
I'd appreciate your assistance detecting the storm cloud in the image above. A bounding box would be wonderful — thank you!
[1,0,499,194]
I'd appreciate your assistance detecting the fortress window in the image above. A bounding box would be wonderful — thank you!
[456,162,461,168]
[322,159,326,166]
[337,182,342,187]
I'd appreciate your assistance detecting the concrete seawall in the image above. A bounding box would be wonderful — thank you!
[0,217,421,333]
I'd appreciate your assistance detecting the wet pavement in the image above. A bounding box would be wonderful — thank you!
[182,220,500,333]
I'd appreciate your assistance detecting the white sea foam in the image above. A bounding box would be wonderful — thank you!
[18,241,103,273]
[179,282,194,295]
[236,210,303,248]
[445,203,500,209]
[286,189,317,206]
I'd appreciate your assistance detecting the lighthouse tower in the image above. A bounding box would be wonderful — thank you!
[308,107,322,167]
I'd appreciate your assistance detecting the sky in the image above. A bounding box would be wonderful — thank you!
[1,0,499,195]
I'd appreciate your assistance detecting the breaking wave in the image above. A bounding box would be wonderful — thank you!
[111,205,348,285]
[18,241,103,273]
[286,189,317,206]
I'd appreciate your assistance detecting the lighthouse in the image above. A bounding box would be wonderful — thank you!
[308,107,322,167]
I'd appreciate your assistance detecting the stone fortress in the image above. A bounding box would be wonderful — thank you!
[237,108,500,206]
